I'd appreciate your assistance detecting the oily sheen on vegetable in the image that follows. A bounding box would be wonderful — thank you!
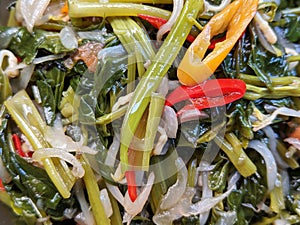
[1,0,300,225]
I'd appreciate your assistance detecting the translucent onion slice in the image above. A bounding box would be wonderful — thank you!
[123,172,155,224]
[162,106,178,138]
[248,140,277,191]
[203,0,231,13]
[20,0,51,32]
[263,126,289,169]
[107,172,155,225]
[253,107,300,131]
[160,157,188,210]
[100,188,113,218]
[0,50,19,78]
[284,137,300,151]
[112,92,133,111]
[105,134,120,167]
[157,0,184,41]
[60,27,78,50]
[152,126,168,155]
[32,148,85,178]
[74,180,95,225]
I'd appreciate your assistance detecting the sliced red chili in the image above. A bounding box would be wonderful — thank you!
[0,178,5,191]
[125,171,138,202]
[138,14,196,42]
[12,134,27,157]
[165,79,246,110]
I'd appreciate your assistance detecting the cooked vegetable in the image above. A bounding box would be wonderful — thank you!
[1,0,300,224]
[177,0,259,85]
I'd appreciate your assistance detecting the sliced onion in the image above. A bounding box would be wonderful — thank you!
[179,108,209,123]
[20,0,51,32]
[44,122,97,155]
[199,172,212,225]
[160,157,188,210]
[100,188,113,218]
[123,172,155,224]
[98,45,126,60]
[162,106,178,138]
[107,173,155,224]
[253,107,300,131]
[280,169,290,196]
[254,12,277,44]
[254,23,281,56]
[74,180,95,225]
[152,126,168,155]
[153,175,238,225]
[60,27,78,50]
[157,0,184,41]
[106,182,125,205]
[0,50,19,78]
[112,92,133,111]
[248,140,277,191]
[263,126,289,169]
[284,137,300,151]
[105,134,120,167]
[203,0,231,13]
[33,54,65,65]
[156,76,169,97]
[78,29,109,43]
[11,64,35,93]
[32,148,85,178]
[0,28,19,49]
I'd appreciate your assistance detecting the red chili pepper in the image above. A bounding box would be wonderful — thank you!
[138,14,196,43]
[125,171,137,202]
[0,178,5,191]
[12,134,27,157]
[165,79,246,111]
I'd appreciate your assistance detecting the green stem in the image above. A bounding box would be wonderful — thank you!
[142,93,165,170]
[96,105,128,125]
[108,17,155,62]
[127,54,136,94]
[287,54,300,62]
[244,83,300,100]
[214,133,257,177]
[240,74,300,86]
[68,0,171,19]
[276,140,299,169]
[120,0,204,172]
[4,90,75,198]
[81,156,111,225]
[281,6,300,14]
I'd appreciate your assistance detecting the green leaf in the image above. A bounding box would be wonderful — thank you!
[7,28,70,64]
[36,64,66,125]
[248,26,292,90]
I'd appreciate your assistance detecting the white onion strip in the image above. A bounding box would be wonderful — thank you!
[203,0,231,13]
[74,180,95,225]
[20,0,51,32]
[32,148,85,178]
[161,106,178,138]
[100,188,113,218]
[160,157,188,210]
[157,0,184,41]
[252,107,300,131]
[106,172,155,225]
[0,50,19,78]
[263,126,289,169]
[248,140,277,191]
[152,126,168,155]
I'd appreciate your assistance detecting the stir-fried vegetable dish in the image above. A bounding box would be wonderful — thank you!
[1,0,300,224]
